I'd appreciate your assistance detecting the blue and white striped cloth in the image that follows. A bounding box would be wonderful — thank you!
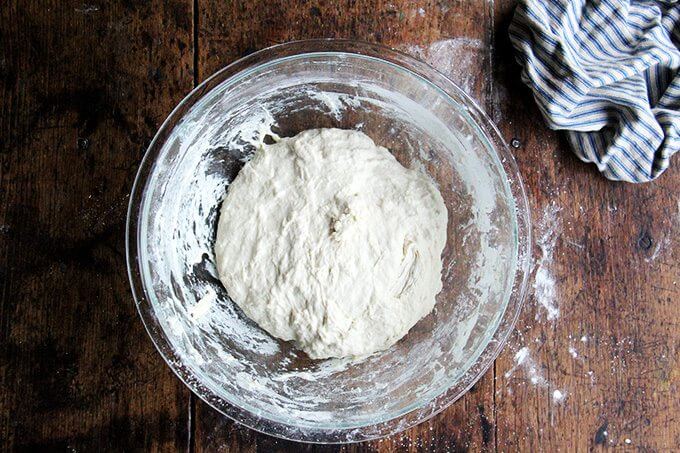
[510,0,680,182]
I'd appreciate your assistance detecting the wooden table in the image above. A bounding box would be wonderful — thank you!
[1,1,678,451]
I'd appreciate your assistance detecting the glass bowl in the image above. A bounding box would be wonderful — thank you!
[126,39,531,443]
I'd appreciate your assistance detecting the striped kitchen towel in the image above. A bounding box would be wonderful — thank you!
[509,0,680,182]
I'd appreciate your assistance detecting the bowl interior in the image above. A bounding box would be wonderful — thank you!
[133,49,521,441]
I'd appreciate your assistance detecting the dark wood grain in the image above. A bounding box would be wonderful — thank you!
[491,1,679,451]
[1,0,678,451]
[0,1,194,451]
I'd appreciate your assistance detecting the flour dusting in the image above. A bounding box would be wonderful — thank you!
[499,203,566,399]
[189,289,216,320]
[403,38,485,95]
[552,389,566,403]
[502,336,567,404]
[504,346,547,386]
[75,4,99,13]
[533,202,561,320]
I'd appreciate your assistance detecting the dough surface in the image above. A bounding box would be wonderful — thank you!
[215,128,447,359]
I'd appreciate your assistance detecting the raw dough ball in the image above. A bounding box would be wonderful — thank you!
[215,128,447,359]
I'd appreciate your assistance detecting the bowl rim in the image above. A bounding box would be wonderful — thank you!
[126,38,532,444]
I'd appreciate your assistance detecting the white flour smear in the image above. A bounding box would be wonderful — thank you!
[504,347,547,386]
[503,345,567,404]
[552,389,566,403]
[403,38,486,95]
[499,204,566,401]
[75,4,100,13]
[568,345,578,358]
[533,202,561,320]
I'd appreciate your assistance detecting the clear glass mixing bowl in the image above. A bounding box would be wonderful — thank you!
[126,39,531,443]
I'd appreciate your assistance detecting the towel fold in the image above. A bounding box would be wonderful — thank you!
[510,0,680,182]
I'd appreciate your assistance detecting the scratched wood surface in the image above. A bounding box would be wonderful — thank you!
[0,0,194,450]
[1,1,678,452]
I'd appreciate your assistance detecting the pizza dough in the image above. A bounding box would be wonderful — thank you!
[214,128,448,359]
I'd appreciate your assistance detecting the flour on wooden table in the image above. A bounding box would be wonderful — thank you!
[75,4,100,13]
[402,38,485,95]
[568,345,578,358]
[504,346,547,386]
[552,389,566,403]
[533,201,561,321]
